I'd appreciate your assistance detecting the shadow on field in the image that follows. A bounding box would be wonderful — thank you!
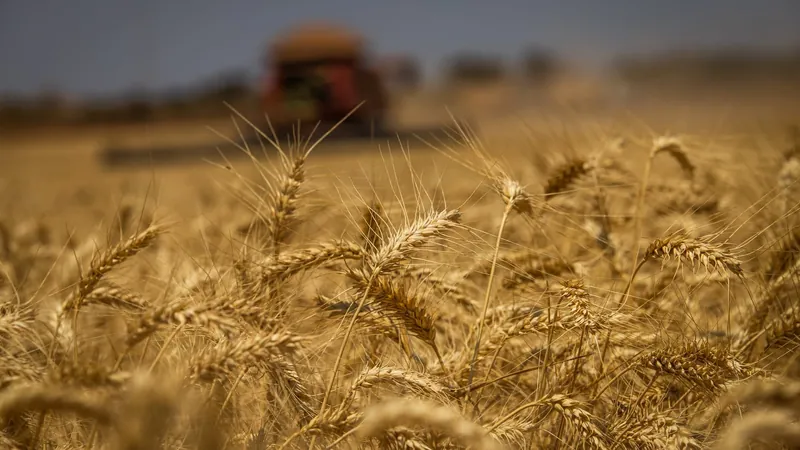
[98,122,475,169]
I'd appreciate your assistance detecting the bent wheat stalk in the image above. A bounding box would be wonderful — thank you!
[357,398,502,450]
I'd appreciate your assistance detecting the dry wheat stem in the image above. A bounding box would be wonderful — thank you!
[624,138,670,305]
[215,367,247,425]
[464,201,514,412]
[146,323,185,374]
[305,268,379,450]
[462,353,592,399]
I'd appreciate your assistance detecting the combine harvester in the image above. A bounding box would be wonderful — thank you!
[100,22,469,167]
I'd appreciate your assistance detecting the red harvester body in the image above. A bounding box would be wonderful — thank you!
[260,22,388,135]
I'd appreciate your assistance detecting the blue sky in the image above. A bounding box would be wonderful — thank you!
[1,0,798,98]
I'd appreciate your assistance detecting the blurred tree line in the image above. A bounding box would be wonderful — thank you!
[613,48,800,85]
[444,47,560,85]
[3,46,799,129]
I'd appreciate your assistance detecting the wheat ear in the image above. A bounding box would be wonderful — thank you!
[304,209,460,450]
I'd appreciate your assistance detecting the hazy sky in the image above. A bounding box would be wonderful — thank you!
[1,0,798,98]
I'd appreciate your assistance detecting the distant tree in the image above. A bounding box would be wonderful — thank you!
[121,88,155,123]
[380,56,422,90]
[204,69,254,100]
[444,53,505,85]
[35,89,66,111]
[396,58,421,88]
[614,49,800,85]
[520,47,559,84]
[0,96,35,126]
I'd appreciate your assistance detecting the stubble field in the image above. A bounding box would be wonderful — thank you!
[1,92,800,449]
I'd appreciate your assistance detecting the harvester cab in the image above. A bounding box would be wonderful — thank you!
[260,22,388,138]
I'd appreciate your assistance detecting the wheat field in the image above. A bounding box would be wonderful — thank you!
[2,96,800,450]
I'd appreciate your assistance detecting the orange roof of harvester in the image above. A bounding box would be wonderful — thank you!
[270,22,365,63]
